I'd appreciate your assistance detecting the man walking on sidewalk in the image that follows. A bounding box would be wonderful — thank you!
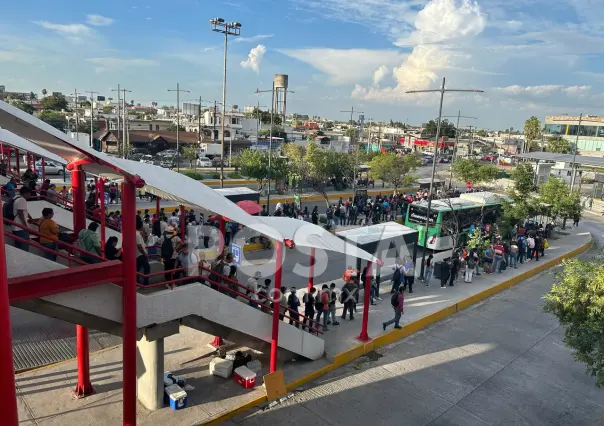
[383,286,405,330]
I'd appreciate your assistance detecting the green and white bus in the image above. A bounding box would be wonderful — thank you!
[404,191,509,250]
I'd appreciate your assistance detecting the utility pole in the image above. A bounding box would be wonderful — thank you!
[406,78,483,276]
[111,85,122,155]
[341,106,364,198]
[86,91,99,148]
[198,96,202,143]
[70,89,80,141]
[121,88,132,158]
[254,85,278,203]
[442,112,477,189]
[570,113,582,192]
[168,83,190,172]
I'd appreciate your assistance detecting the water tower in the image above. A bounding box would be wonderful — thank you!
[273,74,289,123]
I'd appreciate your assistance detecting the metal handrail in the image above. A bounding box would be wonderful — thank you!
[3,229,88,266]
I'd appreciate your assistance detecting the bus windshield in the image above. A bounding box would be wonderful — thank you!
[408,205,438,225]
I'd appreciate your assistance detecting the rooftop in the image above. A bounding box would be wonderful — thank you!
[515,152,604,168]
[336,221,417,246]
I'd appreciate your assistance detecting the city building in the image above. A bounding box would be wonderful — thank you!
[544,115,604,154]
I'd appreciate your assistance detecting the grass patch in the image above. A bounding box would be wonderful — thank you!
[182,171,204,180]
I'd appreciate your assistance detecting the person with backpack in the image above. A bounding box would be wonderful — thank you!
[383,286,405,330]
[402,256,415,293]
[6,186,33,251]
[302,287,316,331]
[314,285,326,328]
[391,261,403,293]
[287,287,300,328]
[158,225,182,281]
[464,253,477,283]
[328,282,339,326]
[340,279,357,321]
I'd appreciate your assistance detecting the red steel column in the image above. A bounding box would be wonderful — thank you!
[307,247,315,291]
[180,205,185,241]
[270,241,284,373]
[99,179,106,254]
[9,148,13,172]
[357,261,373,342]
[0,198,19,426]
[13,148,18,174]
[218,215,226,254]
[71,166,94,398]
[121,179,138,426]
[26,152,31,170]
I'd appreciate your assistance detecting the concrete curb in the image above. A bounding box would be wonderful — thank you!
[199,235,593,426]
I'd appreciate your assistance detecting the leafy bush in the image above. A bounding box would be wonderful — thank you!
[182,171,204,180]
[229,171,243,179]
[211,173,221,179]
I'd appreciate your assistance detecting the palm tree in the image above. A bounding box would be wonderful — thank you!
[41,89,47,97]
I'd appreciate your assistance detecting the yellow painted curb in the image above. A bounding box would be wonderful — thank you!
[243,243,264,252]
[199,237,592,425]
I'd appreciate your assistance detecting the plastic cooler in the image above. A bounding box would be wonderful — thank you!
[233,366,256,389]
[210,357,234,379]
[164,384,187,410]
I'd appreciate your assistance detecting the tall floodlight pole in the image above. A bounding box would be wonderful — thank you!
[442,112,477,189]
[406,78,483,276]
[70,90,81,141]
[570,113,583,192]
[255,85,279,208]
[211,17,242,187]
[119,88,132,158]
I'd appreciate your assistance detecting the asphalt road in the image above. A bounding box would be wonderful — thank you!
[227,216,604,426]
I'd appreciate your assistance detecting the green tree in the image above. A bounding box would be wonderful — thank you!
[281,142,307,182]
[368,153,420,191]
[41,89,47,97]
[167,123,186,131]
[345,127,356,139]
[476,129,487,137]
[9,99,35,114]
[304,141,354,204]
[237,149,288,191]
[40,93,68,111]
[102,105,113,114]
[424,119,456,138]
[523,116,541,152]
[451,158,499,185]
[538,177,580,228]
[78,120,101,135]
[510,163,535,195]
[547,136,573,154]
[543,254,604,388]
[182,146,198,169]
[38,110,66,131]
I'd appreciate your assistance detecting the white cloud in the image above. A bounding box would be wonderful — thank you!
[234,34,274,43]
[85,57,158,73]
[278,48,406,84]
[33,21,91,35]
[240,45,266,73]
[373,65,389,86]
[395,0,486,46]
[353,0,487,102]
[493,85,591,97]
[85,14,115,27]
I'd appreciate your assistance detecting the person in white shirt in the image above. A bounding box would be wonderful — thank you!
[11,186,33,251]
[168,211,180,227]
[246,271,262,308]
[136,218,150,286]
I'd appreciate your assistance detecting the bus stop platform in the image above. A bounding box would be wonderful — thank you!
[13,229,591,425]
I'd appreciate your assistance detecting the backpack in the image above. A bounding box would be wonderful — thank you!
[392,266,401,284]
[2,196,17,221]
[161,236,174,260]
[391,293,399,307]
[314,291,323,310]
[404,264,415,277]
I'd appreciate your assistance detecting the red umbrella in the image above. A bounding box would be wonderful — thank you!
[236,200,263,215]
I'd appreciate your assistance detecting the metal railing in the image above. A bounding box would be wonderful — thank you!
[136,261,325,335]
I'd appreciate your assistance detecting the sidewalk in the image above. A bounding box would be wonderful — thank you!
[13,229,591,425]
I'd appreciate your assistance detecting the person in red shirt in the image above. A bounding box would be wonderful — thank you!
[383,286,404,330]
[342,265,359,282]
[494,241,505,273]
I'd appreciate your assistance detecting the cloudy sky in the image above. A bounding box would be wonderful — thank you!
[0,0,602,129]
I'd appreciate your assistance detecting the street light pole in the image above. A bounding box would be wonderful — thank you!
[570,113,582,192]
[406,78,484,276]
[211,17,242,188]
[341,107,363,198]
[168,83,190,172]
[87,91,99,148]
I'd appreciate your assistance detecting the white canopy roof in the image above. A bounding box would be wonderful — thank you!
[257,217,382,264]
[0,100,282,241]
[337,221,417,246]
[0,129,67,165]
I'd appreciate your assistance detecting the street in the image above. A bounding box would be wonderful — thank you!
[226,216,604,426]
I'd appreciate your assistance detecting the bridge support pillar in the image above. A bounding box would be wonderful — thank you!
[137,335,165,411]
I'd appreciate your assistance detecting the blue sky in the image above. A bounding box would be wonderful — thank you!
[1,0,603,129]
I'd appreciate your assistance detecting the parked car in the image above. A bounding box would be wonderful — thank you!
[35,160,64,176]
[159,149,178,157]
[481,155,495,162]
[160,156,176,168]
[196,156,212,168]
[140,155,154,165]
[212,156,226,167]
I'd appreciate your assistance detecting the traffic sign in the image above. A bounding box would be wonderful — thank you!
[230,243,241,265]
